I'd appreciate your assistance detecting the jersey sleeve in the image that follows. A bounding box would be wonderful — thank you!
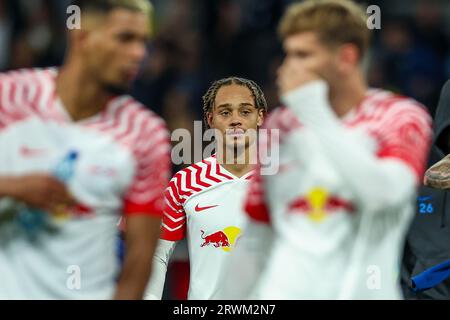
[375,100,432,182]
[123,118,171,217]
[244,164,271,224]
[0,71,32,130]
[160,177,187,241]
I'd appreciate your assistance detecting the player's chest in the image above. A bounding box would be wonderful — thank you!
[183,181,249,230]
[183,181,249,251]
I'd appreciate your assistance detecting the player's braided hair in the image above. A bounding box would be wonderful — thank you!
[202,77,267,128]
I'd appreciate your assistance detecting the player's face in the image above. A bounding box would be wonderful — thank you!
[208,84,264,150]
[83,9,150,94]
[283,31,341,86]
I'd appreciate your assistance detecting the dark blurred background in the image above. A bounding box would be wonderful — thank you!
[1,0,449,125]
[1,0,449,299]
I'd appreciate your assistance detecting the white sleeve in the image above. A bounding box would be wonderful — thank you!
[220,220,274,300]
[282,81,417,213]
[144,239,177,300]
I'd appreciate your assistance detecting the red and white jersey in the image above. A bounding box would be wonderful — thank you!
[245,84,432,299]
[161,156,252,299]
[0,68,170,299]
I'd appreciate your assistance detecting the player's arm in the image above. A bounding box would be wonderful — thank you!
[0,175,75,210]
[144,239,177,300]
[279,69,431,212]
[114,122,171,300]
[144,173,188,299]
[114,214,161,300]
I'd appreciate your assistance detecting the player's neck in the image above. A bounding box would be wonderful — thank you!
[216,147,254,178]
[56,62,112,122]
[329,71,367,118]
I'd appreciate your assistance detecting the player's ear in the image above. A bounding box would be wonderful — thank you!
[207,112,214,128]
[70,13,104,53]
[69,27,91,53]
[337,44,359,74]
[257,109,264,127]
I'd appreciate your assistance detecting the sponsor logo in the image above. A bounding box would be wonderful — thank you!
[288,187,355,222]
[51,203,94,224]
[20,146,47,157]
[200,226,242,252]
[88,165,118,177]
[417,196,434,214]
[195,204,219,212]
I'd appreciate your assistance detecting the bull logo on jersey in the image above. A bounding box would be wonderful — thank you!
[288,187,355,222]
[200,226,241,252]
[51,203,93,224]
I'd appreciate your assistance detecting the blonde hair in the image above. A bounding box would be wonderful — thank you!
[279,0,370,60]
[73,0,153,18]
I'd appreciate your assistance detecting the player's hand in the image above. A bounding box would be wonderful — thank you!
[277,59,321,96]
[424,154,450,189]
[8,174,76,211]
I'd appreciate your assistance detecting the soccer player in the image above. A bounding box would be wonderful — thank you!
[231,0,433,299]
[0,0,170,299]
[144,77,266,300]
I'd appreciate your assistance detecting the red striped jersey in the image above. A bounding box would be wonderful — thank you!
[161,156,253,299]
[0,68,171,299]
[243,86,432,299]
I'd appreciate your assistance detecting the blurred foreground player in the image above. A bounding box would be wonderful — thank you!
[144,77,266,299]
[226,0,432,299]
[0,0,170,299]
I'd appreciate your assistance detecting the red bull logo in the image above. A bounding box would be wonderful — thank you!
[288,187,355,222]
[200,226,241,252]
[52,203,94,224]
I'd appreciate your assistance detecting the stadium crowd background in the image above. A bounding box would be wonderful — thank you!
[1,0,449,299]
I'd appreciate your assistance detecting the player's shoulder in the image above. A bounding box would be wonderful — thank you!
[0,68,56,111]
[346,88,431,130]
[262,106,303,133]
[105,96,169,151]
[364,88,430,119]
[171,156,217,183]
[441,79,450,96]
[117,95,168,132]
[169,156,234,195]
[1,67,44,78]
[263,106,292,127]
[0,67,55,91]
[98,96,170,158]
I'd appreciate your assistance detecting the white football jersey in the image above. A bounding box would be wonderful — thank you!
[0,68,170,299]
[245,84,432,299]
[161,156,252,299]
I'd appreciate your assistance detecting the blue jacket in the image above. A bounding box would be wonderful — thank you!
[401,79,450,299]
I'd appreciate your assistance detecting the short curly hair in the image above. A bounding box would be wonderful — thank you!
[70,0,153,17]
[202,77,267,127]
